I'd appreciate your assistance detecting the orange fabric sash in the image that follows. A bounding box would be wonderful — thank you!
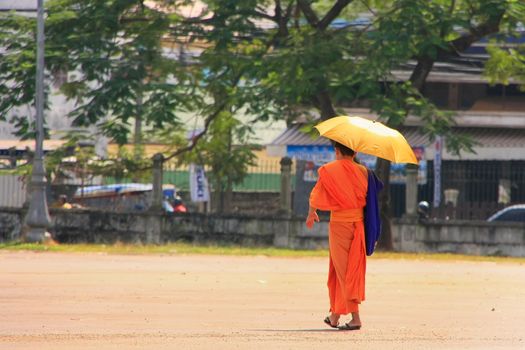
[330,208,363,222]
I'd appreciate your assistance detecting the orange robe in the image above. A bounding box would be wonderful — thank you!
[310,159,368,314]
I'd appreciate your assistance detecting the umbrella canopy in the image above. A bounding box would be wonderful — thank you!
[315,116,418,164]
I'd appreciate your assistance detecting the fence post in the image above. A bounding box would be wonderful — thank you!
[150,153,164,212]
[405,164,418,219]
[279,157,292,217]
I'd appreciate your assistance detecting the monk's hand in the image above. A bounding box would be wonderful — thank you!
[306,210,319,229]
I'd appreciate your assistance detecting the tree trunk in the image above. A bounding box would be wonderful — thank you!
[224,177,233,213]
[375,157,394,251]
[223,127,233,213]
[409,56,434,91]
[132,90,143,182]
[134,90,143,161]
[373,56,435,251]
[219,189,224,213]
[212,177,223,214]
[315,91,337,120]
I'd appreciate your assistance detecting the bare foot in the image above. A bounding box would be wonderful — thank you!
[329,313,340,326]
[348,312,362,327]
[338,322,362,331]
[324,313,340,327]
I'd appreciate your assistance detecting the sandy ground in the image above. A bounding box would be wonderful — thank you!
[1,251,524,350]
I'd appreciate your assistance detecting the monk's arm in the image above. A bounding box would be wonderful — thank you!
[306,181,323,228]
[306,205,319,229]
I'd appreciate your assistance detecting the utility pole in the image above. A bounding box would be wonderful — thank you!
[25,0,51,242]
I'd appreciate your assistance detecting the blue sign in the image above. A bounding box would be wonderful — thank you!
[286,145,335,165]
[287,145,427,185]
[356,148,427,185]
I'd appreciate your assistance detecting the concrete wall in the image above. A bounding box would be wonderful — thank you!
[0,207,24,242]
[1,207,524,257]
[393,218,525,257]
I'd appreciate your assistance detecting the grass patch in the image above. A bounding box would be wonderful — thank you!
[371,251,525,264]
[0,242,328,258]
[0,242,524,263]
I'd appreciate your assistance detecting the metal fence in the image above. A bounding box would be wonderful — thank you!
[162,159,290,192]
[0,174,27,208]
[2,159,523,221]
[390,160,525,220]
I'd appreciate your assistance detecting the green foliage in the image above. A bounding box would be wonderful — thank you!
[48,0,197,144]
[183,111,256,192]
[1,0,196,143]
[90,146,152,182]
[43,132,152,183]
[485,45,525,86]
[189,0,520,158]
[370,82,477,155]
[0,11,50,138]
[1,0,523,167]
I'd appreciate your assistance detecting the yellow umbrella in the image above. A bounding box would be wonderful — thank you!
[315,116,418,164]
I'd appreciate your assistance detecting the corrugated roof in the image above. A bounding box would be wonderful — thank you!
[270,124,330,146]
[0,0,42,11]
[270,123,525,148]
[401,126,525,148]
[0,139,65,157]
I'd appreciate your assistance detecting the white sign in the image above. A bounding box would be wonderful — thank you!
[433,136,443,208]
[189,164,210,202]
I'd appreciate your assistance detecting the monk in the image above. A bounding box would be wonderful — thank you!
[306,142,368,331]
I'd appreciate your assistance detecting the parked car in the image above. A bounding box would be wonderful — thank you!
[487,204,525,222]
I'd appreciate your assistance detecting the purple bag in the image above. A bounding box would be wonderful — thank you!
[364,169,383,256]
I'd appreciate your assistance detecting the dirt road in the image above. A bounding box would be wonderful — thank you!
[1,251,524,349]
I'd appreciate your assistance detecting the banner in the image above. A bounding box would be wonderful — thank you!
[433,136,443,208]
[286,145,335,165]
[189,164,210,202]
[357,148,427,185]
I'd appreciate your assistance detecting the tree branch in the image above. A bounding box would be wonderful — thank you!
[297,0,354,30]
[163,101,226,162]
[272,0,295,43]
[318,0,354,30]
[410,11,505,92]
[253,10,275,22]
[284,1,294,19]
[448,19,502,54]
[312,91,337,120]
[160,68,244,164]
[409,56,434,91]
[162,28,277,163]
[359,0,377,16]
[296,0,320,27]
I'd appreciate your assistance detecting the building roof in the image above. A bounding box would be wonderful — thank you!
[404,126,525,149]
[270,123,525,148]
[0,0,41,11]
[270,124,328,147]
[268,122,525,160]
[0,139,65,157]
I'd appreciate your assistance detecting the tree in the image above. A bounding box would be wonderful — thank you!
[180,0,524,249]
[181,111,256,213]
[0,0,196,143]
[1,0,524,247]
[0,0,263,210]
